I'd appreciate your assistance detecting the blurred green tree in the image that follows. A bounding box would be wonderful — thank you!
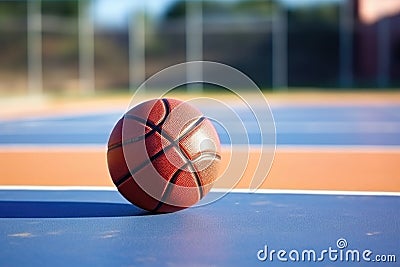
[42,0,78,17]
[232,0,278,16]
[0,1,27,17]
[0,0,79,17]
[289,4,339,26]
[163,0,280,20]
[164,0,231,19]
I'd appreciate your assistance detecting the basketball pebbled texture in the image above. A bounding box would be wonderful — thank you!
[107,98,221,213]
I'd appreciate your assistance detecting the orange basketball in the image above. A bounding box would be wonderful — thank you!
[107,98,221,213]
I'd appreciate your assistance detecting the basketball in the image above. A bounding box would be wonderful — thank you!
[107,98,221,213]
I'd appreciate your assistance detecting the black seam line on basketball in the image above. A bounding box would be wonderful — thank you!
[114,99,172,185]
[173,117,207,198]
[114,142,215,188]
[177,117,206,142]
[190,152,222,161]
[108,125,160,151]
[116,113,206,195]
[114,116,206,189]
[124,114,207,165]
[123,99,170,129]
[108,127,154,152]
[116,149,219,192]
[170,116,207,197]
[124,114,205,147]
[158,116,207,199]
[108,120,158,151]
[109,99,170,151]
[192,153,221,164]
[160,98,171,125]
[108,134,145,151]
[124,114,168,144]
[186,163,204,199]
[114,143,175,187]
[124,116,206,193]
[152,166,185,213]
[152,148,215,213]
[113,117,172,186]
[152,150,219,212]
[124,114,205,150]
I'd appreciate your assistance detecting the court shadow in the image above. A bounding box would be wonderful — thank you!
[0,201,151,218]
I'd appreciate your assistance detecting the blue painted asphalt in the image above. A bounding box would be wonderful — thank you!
[1,103,399,267]
[1,105,400,146]
[0,190,398,266]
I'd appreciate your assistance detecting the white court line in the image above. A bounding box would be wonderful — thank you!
[0,186,399,197]
[275,145,400,152]
[213,188,400,196]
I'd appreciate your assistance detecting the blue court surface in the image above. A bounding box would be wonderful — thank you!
[0,190,399,266]
[0,103,399,266]
[1,104,400,146]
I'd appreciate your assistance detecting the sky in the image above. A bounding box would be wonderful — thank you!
[93,0,177,28]
[93,0,343,28]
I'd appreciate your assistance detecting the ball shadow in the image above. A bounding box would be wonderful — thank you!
[0,201,152,218]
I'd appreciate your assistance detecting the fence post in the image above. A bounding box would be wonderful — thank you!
[339,0,354,88]
[27,0,43,96]
[79,0,95,95]
[186,0,203,92]
[129,9,146,92]
[377,18,390,88]
[272,4,288,90]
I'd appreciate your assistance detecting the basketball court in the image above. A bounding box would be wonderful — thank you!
[1,0,400,265]
[0,92,399,266]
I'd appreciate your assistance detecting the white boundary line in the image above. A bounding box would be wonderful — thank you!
[0,186,399,196]
[212,188,400,196]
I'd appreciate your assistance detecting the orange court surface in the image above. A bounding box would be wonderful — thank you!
[1,91,399,193]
